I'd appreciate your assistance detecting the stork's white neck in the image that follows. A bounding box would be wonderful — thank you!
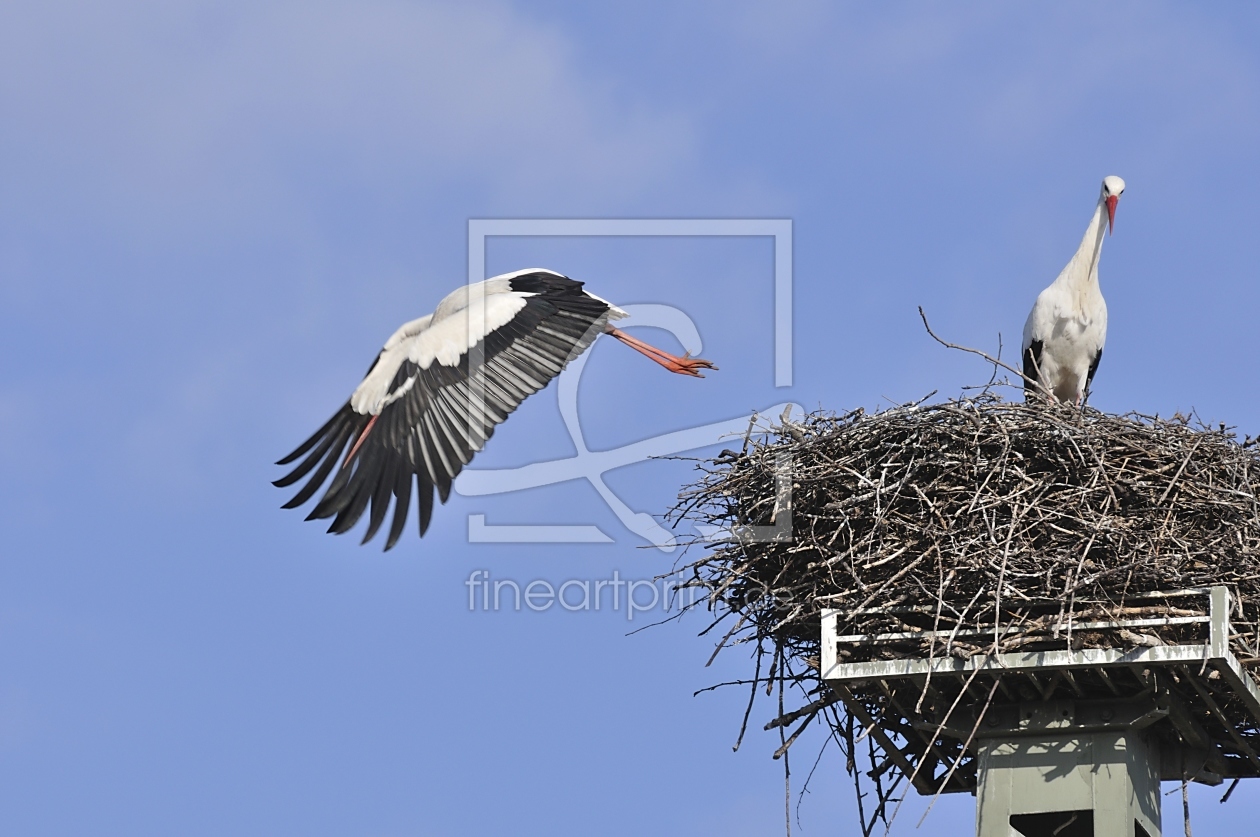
[1054,197,1107,289]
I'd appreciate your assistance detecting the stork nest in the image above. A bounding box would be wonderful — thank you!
[669,391,1260,833]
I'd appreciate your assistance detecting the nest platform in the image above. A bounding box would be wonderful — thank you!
[672,393,1260,834]
[822,585,1260,792]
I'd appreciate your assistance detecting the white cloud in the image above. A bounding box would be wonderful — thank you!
[0,0,696,230]
[0,0,703,494]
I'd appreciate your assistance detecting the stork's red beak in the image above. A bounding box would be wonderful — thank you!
[1105,194,1118,235]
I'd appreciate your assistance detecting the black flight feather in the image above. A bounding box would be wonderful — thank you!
[276,271,613,549]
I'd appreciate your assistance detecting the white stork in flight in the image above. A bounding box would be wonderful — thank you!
[1022,175,1125,404]
[275,269,715,549]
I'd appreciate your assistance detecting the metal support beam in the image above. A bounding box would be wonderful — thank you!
[831,683,938,796]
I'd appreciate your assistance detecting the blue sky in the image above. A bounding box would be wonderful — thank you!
[3,2,1260,835]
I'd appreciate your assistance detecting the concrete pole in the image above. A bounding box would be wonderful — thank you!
[975,728,1161,837]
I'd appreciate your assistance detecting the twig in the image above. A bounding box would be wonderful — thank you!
[917,307,1049,397]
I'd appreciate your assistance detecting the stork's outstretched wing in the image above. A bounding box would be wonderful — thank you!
[275,272,616,549]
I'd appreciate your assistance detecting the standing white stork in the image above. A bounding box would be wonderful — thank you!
[274,269,714,550]
[1022,175,1125,404]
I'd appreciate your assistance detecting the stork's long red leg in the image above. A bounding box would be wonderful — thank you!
[343,414,380,468]
[605,327,716,377]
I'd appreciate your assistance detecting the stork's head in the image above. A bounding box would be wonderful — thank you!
[1101,175,1125,235]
